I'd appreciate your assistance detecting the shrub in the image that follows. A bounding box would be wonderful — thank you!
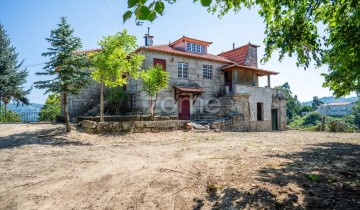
[0,107,21,122]
[328,120,356,133]
[39,93,61,121]
[106,87,129,115]
[302,111,322,126]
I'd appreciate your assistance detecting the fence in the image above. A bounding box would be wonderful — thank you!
[0,111,40,122]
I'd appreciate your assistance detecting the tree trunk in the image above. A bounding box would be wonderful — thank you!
[0,96,2,122]
[63,93,71,132]
[100,83,104,122]
[149,95,153,121]
[4,102,7,121]
[153,93,158,121]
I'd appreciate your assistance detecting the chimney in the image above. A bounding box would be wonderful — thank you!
[233,43,235,49]
[144,27,154,46]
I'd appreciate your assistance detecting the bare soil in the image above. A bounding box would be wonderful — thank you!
[0,123,359,210]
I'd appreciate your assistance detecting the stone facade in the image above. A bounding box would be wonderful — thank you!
[244,45,258,68]
[128,51,226,116]
[67,36,287,132]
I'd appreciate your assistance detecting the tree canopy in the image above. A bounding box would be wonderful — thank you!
[34,17,90,131]
[0,23,31,108]
[274,82,301,122]
[38,93,61,121]
[124,0,360,97]
[141,64,169,120]
[90,29,144,121]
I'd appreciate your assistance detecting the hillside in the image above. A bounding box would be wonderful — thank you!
[2,103,43,112]
[302,96,358,106]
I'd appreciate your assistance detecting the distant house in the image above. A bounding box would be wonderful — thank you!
[317,102,355,116]
[67,33,287,131]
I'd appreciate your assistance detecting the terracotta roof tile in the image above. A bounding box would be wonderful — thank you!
[73,49,101,54]
[136,45,233,64]
[173,85,204,93]
[218,44,250,64]
[169,36,213,47]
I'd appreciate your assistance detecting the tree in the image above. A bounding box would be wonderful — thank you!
[311,96,324,110]
[275,82,301,123]
[140,64,169,120]
[302,111,322,126]
[298,105,314,115]
[90,29,144,122]
[124,0,360,97]
[353,101,360,130]
[0,106,21,122]
[34,17,90,132]
[38,93,61,121]
[0,23,31,120]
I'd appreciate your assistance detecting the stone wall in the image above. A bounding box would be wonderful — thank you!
[128,51,227,117]
[62,79,103,122]
[244,46,258,68]
[82,119,190,134]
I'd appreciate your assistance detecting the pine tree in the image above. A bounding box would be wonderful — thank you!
[34,17,90,132]
[0,23,31,121]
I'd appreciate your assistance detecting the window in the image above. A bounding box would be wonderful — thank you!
[203,65,212,79]
[153,58,166,71]
[130,94,136,108]
[186,42,205,53]
[178,62,188,78]
[257,103,263,121]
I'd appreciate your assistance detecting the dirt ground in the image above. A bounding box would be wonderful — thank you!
[0,124,359,210]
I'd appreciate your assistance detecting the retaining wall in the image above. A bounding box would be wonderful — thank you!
[81,119,190,134]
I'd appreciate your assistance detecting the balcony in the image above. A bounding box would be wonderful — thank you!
[223,84,286,100]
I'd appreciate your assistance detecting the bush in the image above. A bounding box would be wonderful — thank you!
[38,94,61,121]
[106,87,129,115]
[0,107,21,122]
[302,111,323,126]
[328,120,356,133]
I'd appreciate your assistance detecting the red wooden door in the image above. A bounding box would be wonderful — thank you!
[178,96,190,120]
[153,58,166,71]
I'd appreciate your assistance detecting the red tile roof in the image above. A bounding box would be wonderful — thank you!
[73,49,101,54]
[218,43,260,64]
[173,85,204,93]
[222,64,279,75]
[170,36,213,47]
[218,44,249,64]
[136,44,233,64]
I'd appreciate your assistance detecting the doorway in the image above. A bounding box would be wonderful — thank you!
[224,71,232,93]
[271,109,278,131]
[178,96,190,120]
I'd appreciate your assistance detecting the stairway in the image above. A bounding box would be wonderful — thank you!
[192,95,240,125]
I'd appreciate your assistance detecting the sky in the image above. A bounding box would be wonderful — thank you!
[0,0,355,104]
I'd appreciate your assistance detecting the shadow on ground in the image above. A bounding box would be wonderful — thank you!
[0,127,92,149]
[193,142,360,209]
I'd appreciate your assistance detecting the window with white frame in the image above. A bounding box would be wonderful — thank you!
[186,42,205,53]
[178,62,188,78]
[203,65,212,79]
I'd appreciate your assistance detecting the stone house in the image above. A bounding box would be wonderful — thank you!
[317,102,355,116]
[68,34,287,131]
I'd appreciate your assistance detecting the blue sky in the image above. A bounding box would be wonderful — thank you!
[0,0,354,104]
